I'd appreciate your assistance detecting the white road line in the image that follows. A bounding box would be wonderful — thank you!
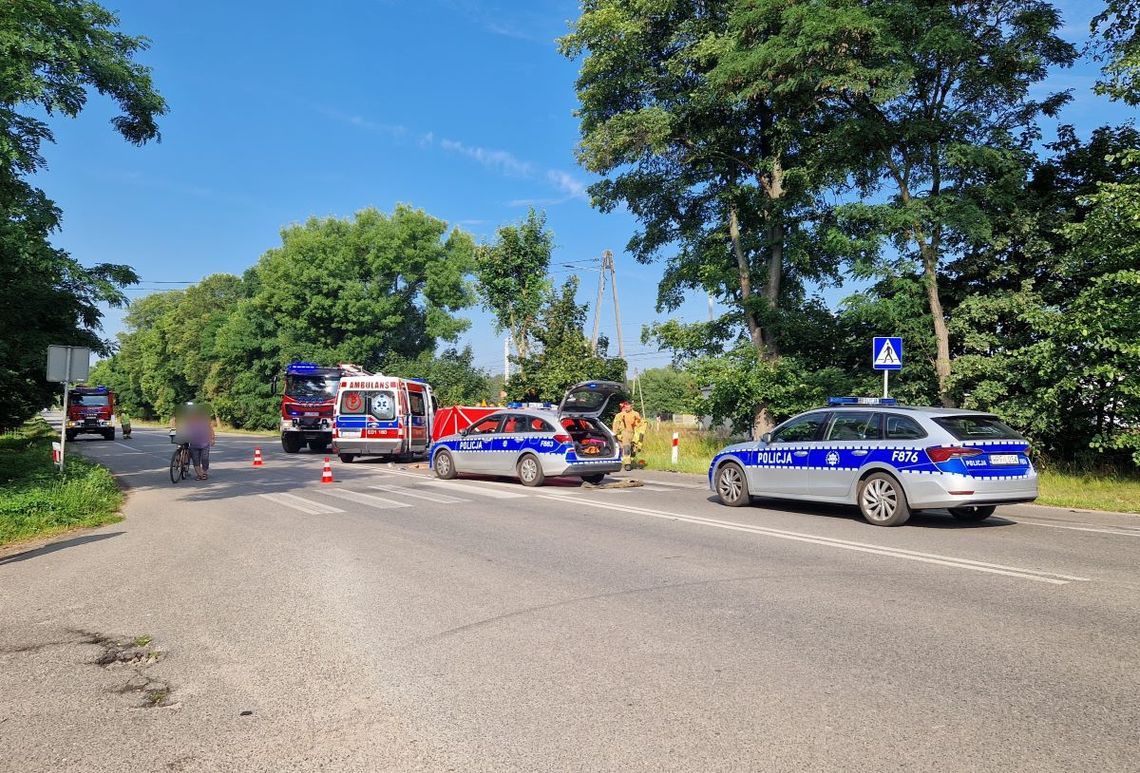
[637,479,707,489]
[259,492,344,515]
[539,496,1090,585]
[405,478,528,499]
[110,442,148,455]
[1016,520,1140,538]
[368,484,469,504]
[321,489,410,510]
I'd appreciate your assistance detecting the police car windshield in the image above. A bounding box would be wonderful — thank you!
[286,376,337,399]
[933,415,1023,441]
[71,394,108,407]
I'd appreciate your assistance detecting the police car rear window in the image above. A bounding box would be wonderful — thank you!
[933,415,1023,441]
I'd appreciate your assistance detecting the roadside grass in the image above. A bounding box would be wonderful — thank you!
[127,418,276,437]
[0,419,124,546]
[1037,469,1140,514]
[637,424,727,475]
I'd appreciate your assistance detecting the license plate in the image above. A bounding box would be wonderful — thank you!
[340,430,361,438]
[304,412,319,417]
[989,453,1021,466]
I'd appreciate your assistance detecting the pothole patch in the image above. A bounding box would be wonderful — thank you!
[72,629,177,708]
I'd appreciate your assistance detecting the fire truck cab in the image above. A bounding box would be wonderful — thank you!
[332,375,435,463]
[278,362,371,453]
[66,385,116,441]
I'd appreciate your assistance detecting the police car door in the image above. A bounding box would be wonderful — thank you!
[812,411,883,498]
[456,414,504,472]
[751,411,829,495]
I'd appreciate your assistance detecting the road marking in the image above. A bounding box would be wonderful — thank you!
[539,496,1090,585]
[259,492,344,515]
[321,489,410,510]
[368,484,469,504]
[416,479,529,499]
[637,479,706,489]
[110,442,147,455]
[1016,520,1140,538]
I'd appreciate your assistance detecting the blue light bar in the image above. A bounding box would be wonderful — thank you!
[828,396,898,406]
[286,361,321,375]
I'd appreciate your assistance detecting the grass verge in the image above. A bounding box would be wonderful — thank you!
[1037,469,1140,514]
[636,424,724,475]
[0,418,124,547]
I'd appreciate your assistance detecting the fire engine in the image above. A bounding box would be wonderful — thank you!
[331,375,435,462]
[276,362,371,453]
[66,385,116,441]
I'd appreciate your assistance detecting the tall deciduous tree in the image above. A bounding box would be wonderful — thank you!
[474,208,553,361]
[0,0,165,428]
[1092,0,1140,104]
[747,0,1075,405]
[560,1,841,431]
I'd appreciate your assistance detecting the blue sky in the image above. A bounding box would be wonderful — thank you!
[36,0,1135,376]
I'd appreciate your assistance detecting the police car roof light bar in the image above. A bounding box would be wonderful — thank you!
[828,396,899,406]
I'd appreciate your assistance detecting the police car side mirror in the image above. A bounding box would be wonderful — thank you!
[761,432,773,444]
[459,429,468,437]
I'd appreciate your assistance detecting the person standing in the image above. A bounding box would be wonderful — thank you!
[611,400,643,471]
[186,408,215,480]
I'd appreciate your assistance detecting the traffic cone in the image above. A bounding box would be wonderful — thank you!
[320,457,334,484]
[252,447,264,467]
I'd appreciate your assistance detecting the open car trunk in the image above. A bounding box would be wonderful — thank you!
[560,416,615,458]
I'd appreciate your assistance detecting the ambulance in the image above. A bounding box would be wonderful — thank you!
[331,375,435,463]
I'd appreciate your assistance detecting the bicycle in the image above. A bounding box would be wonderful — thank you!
[169,430,190,483]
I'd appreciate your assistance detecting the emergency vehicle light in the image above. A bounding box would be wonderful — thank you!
[287,361,321,374]
[828,396,898,406]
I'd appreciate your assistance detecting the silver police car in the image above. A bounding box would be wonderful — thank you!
[431,381,626,486]
[709,397,1037,526]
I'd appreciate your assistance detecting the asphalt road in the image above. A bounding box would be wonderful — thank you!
[2,422,1139,772]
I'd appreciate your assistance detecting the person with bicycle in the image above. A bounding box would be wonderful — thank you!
[185,406,215,480]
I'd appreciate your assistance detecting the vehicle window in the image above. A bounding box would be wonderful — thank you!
[502,415,533,433]
[770,413,827,443]
[70,394,109,407]
[286,375,337,399]
[826,411,882,441]
[933,415,1023,441]
[369,391,397,421]
[530,417,554,432]
[469,416,502,435]
[885,414,926,440]
[409,392,426,417]
[339,391,367,415]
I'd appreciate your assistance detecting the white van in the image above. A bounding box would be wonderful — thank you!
[331,375,435,463]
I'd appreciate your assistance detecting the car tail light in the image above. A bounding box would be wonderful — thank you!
[553,433,573,444]
[926,446,983,463]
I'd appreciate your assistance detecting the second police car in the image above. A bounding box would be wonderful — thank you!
[709,397,1037,526]
[430,381,626,486]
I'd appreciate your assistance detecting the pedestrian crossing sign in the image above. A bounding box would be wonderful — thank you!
[872,337,903,370]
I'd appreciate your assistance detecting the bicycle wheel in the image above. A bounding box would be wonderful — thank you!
[180,447,191,480]
[170,447,183,484]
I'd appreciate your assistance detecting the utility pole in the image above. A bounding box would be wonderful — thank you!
[588,249,625,359]
[503,336,510,385]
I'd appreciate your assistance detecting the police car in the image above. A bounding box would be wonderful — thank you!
[708,398,1037,526]
[430,381,626,486]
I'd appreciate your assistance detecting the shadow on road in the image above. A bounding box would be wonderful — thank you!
[702,495,1017,529]
[0,532,124,566]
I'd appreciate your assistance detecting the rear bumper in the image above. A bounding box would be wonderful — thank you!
[333,440,403,457]
[903,470,1038,509]
[548,459,624,477]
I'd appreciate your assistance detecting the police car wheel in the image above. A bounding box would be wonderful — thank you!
[715,462,750,507]
[858,472,911,526]
[949,505,996,522]
[434,449,457,479]
[517,454,545,487]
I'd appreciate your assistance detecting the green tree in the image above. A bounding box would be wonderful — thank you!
[1092,0,1140,104]
[744,0,1076,405]
[389,347,490,408]
[560,1,843,431]
[0,0,165,429]
[509,277,626,402]
[631,367,697,418]
[474,208,552,361]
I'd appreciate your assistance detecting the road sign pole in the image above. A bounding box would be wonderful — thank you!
[58,356,71,473]
[883,369,889,399]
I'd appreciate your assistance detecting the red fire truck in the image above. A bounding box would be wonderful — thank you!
[65,385,117,441]
[275,361,371,453]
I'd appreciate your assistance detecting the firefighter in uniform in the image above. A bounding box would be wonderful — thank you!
[612,400,644,471]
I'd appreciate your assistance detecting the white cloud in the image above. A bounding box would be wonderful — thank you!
[546,169,589,201]
[439,138,535,177]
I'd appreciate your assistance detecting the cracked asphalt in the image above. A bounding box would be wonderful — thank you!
[1,421,1138,772]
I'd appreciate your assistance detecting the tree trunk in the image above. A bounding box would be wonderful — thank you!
[728,205,766,358]
[920,247,954,407]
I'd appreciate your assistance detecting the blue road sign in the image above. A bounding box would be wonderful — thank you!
[872,337,903,371]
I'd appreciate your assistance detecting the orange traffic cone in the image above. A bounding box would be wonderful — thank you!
[252,447,264,467]
[320,457,334,484]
